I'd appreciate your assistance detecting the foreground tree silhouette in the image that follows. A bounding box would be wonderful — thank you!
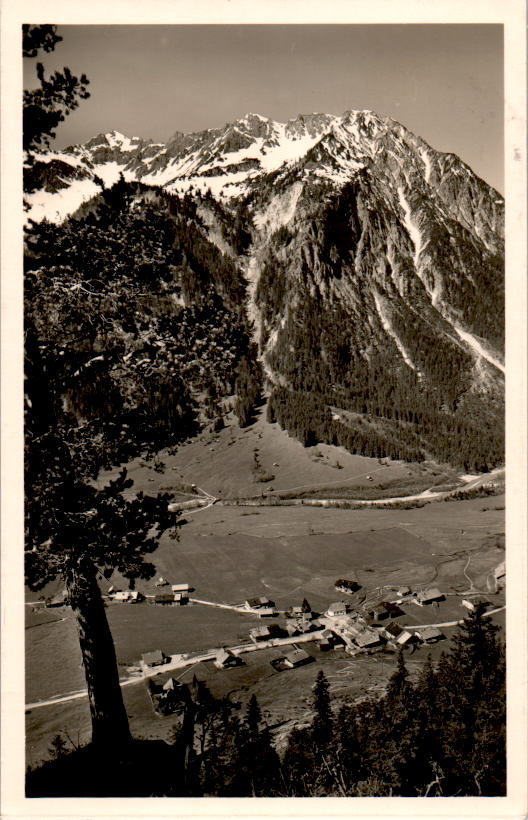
[23,24,90,190]
[23,25,179,754]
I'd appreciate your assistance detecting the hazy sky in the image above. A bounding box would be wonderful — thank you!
[24,24,504,192]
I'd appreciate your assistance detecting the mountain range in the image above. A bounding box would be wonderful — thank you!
[25,109,505,471]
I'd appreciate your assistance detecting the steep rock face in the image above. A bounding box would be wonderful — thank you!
[25,109,504,468]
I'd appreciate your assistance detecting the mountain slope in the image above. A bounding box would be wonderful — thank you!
[24,109,504,470]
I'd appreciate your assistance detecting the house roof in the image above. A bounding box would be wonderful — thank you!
[246,596,273,608]
[155,593,175,602]
[142,650,165,665]
[381,601,404,613]
[354,630,381,647]
[418,588,443,601]
[328,601,346,612]
[216,649,235,663]
[162,677,181,691]
[419,626,443,640]
[284,649,311,664]
[172,583,190,591]
[384,622,403,637]
[250,626,270,638]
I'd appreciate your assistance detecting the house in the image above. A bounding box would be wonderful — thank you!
[246,596,274,610]
[493,561,505,591]
[416,588,444,606]
[383,622,403,640]
[353,629,383,649]
[154,593,177,605]
[249,626,271,643]
[396,586,411,597]
[142,650,169,667]
[461,597,489,612]
[417,626,444,643]
[171,583,190,593]
[327,601,347,617]
[286,622,300,637]
[214,649,242,669]
[494,560,505,581]
[283,648,313,668]
[162,677,181,692]
[288,605,308,619]
[383,622,414,645]
[381,601,405,618]
[173,592,188,606]
[318,629,344,651]
[367,604,390,622]
[128,590,144,603]
[113,590,131,602]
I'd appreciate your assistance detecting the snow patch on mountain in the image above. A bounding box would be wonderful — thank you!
[419,147,433,184]
[25,178,103,224]
[373,291,418,372]
[254,181,304,232]
[452,325,505,374]
[94,161,127,187]
[104,131,138,152]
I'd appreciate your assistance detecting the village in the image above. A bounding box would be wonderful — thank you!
[65,558,505,717]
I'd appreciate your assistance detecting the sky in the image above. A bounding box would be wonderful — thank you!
[24,24,504,192]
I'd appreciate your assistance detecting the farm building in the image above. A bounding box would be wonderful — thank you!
[327,601,347,617]
[128,591,144,603]
[162,677,181,692]
[288,604,312,619]
[417,626,444,643]
[171,583,190,593]
[112,590,130,602]
[416,588,444,605]
[318,630,344,651]
[493,561,505,591]
[381,601,405,618]
[153,593,176,605]
[283,649,313,668]
[249,626,272,643]
[142,650,169,667]
[461,597,490,612]
[149,676,188,715]
[382,622,414,645]
[214,649,242,669]
[111,590,144,603]
[353,629,383,649]
[245,596,275,611]
[367,604,389,622]
[494,560,505,581]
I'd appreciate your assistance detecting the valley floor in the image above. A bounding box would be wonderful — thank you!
[26,463,505,767]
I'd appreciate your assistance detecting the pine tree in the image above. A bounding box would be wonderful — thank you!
[23,25,90,190]
[311,670,333,750]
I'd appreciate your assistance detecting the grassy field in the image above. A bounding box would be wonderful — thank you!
[26,407,505,769]
[95,406,453,500]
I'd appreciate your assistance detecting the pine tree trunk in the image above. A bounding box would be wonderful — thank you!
[65,559,131,751]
